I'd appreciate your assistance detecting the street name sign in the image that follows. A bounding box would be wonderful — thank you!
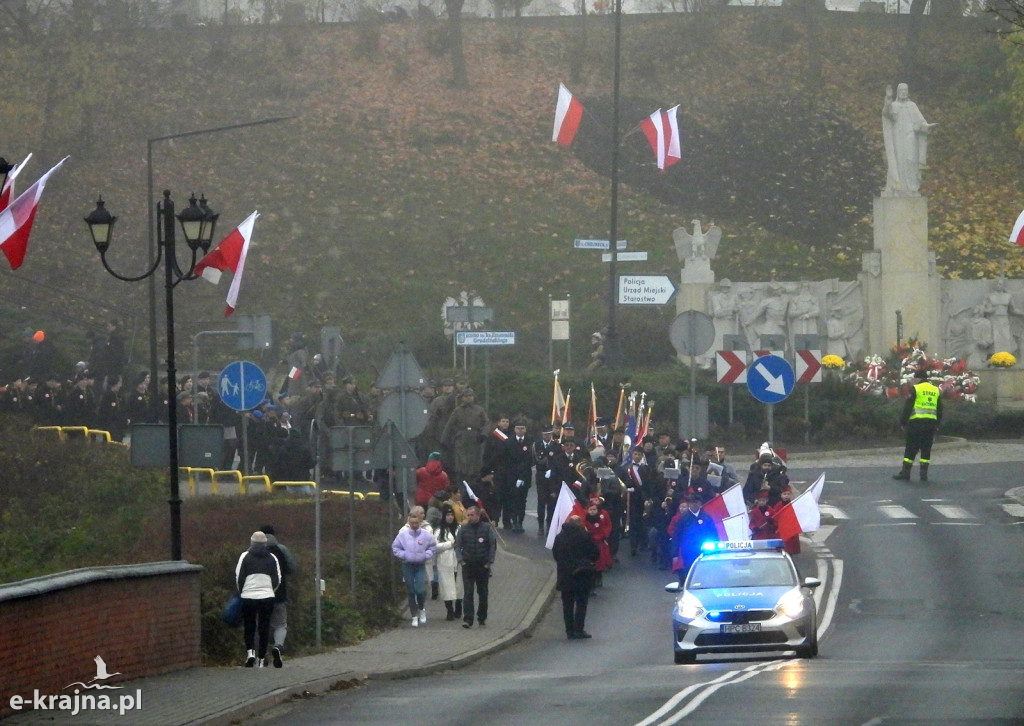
[455,331,516,346]
[618,275,677,305]
[602,251,648,262]
[747,354,795,404]
[574,239,627,250]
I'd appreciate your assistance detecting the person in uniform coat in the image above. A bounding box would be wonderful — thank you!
[532,425,559,535]
[508,420,534,533]
[479,414,513,528]
[618,447,655,556]
[669,487,719,584]
[441,388,489,490]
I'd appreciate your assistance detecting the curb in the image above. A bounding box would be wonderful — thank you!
[786,436,970,462]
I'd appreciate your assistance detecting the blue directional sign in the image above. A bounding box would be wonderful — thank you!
[746,354,795,404]
[218,361,268,412]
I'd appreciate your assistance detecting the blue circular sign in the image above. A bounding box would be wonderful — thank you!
[217,361,268,411]
[746,355,795,404]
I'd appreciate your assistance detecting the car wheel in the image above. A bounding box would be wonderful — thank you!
[674,650,696,664]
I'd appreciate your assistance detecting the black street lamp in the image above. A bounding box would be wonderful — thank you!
[84,190,218,561]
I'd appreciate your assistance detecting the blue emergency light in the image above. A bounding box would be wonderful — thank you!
[700,539,784,553]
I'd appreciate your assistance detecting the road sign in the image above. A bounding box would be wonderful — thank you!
[369,420,420,469]
[375,343,428,389]
[618,275,677,305]
[456,331,516,346]
[754,349,784,360]
[716,350,747,384]
[574,239,627,250]
[796,349,823,383]
[377,392,429,438]
[602,251,648,262]
[217,361,267,411]
[747,354,795,404]
[669,310,715,357]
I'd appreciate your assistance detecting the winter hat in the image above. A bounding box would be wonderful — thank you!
[428,451,442,461]
[250,531,268,544]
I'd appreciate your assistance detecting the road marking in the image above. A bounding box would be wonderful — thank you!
[819,505,848,520]
[879,504,918,519]
[930,504,974,519]
[1002,503,1024,518]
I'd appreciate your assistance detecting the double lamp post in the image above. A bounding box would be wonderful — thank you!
[83,190,219,561]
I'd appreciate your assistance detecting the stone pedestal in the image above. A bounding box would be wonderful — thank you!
[675,257,714,316]
[976,369,1024,410]
[864,196,942,357]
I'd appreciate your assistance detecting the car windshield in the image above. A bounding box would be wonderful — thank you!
[688,557,796,589]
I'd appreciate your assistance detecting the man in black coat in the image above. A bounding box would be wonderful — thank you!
[507,420,534,533]
[552,515,600,640]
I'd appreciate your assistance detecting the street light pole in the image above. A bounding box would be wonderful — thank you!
[85,191,217,561]
[144,116,292,421]
[605,0,623,368]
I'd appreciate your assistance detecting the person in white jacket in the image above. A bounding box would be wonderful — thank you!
[235,531,281,667]
[434,504,464,620]
[392,506,437,627]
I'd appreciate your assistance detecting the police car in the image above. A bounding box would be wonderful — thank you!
[665,539,821,664]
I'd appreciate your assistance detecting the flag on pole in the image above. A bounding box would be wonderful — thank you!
[194,210,259,317]
[1010,207,1024,246]
[0,156,68,271]
[586,383,598,446]
[613,384,627,432]
[722,511,751,542]
[545,483,588,549]
[0,153,32,212]
[562,389,572,428]
[640,106,681,171]
[551,370,566,425]
[463,480,490,520]
[552,83,584,147]
[702,483,747,540]
[773,473,825,541]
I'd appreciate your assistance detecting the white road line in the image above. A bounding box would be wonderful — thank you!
[1002,503,1024,518]
[819,505,849,520]
[879,504,918,518]
[930,504,974,519]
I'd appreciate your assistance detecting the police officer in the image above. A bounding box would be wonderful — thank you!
[893,367,942,482]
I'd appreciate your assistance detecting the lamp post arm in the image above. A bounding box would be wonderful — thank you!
[97,248,163,283]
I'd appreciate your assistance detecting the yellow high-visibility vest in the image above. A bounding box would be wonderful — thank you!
[909,381,939,420]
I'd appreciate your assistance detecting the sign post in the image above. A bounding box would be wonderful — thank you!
[669,311,715,437]
[217,361,268,476]
[618,275,677,306]
[456,331,516,412]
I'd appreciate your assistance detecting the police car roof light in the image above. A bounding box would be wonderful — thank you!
[701,539,784,553]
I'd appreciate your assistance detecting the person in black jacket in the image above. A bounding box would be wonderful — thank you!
[454,505,496,629]
[552,515,600,640]
[259,525,297,668]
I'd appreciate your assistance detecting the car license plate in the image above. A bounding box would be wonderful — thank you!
[721,623,761,634]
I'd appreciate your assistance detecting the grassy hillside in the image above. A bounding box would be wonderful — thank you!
[1,10,1022,374]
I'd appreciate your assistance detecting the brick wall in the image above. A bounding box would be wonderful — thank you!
[0,562,202,718]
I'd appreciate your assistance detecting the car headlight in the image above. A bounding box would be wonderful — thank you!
[677,592,705,620]
[775,588,807,619]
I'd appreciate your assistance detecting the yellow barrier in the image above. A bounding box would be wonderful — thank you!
[61,426,90,441]
[242,474,272,494]
[213,470,243,494]
[323,489,365,500]
[182,467,216,496]
[363,492,381,499]
[32,426,66,441]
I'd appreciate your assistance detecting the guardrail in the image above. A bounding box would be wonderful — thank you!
[32,425,129,447]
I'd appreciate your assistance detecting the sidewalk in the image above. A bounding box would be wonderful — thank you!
[5,540,556,726]
[8,439,1024,726]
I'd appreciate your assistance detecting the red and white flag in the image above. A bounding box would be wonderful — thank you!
[1010,207,1024,246]
[640,106,681,171]
[492,427,509,441]
[0,153,32,212]
[194,210,259,317]
[0,156,68,271]
[702,483,747,540]
[288,367,302,380]
[545,483,588,549]
[773,472,824,542]
[553,83,584,147]
[722,511,751,542]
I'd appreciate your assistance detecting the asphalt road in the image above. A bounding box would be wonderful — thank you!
[250,460,1024,726]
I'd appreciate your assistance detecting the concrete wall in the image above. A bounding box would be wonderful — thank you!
[1,562,202,719]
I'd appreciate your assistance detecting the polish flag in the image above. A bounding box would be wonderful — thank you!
[702,483,747,539]
[722,511,751,542]
[773,473,825,542]
[640,106,681,171]
[0,153,32,212]
[552,83,584,147]
[1010,207,1024,246]
[545,483,588,549]
[194,211,259,317]
[288,367,302,380]
[0,156,68,271]
[463,480,491,521]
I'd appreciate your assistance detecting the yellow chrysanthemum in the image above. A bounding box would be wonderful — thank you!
[822,354,846,370]
[990,351,1017,368]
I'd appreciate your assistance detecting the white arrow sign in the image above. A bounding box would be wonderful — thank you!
[754,361,788,395]
[617,275,677,305]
